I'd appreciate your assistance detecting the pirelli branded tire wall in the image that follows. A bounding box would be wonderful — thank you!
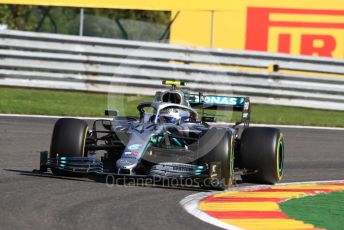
[170,0,344,59]
[1,0,343,58]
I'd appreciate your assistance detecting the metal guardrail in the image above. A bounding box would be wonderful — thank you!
[0,30,344,111]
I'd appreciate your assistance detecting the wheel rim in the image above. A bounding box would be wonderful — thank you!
[276,134,285,180]
[82,127,89,157]
[230,136,235,182]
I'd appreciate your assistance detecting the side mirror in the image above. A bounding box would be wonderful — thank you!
[105,109,118,117]
[154,91,162,102]
[202,116,216,123]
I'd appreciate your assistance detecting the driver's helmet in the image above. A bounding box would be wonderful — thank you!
[159,108,190,124]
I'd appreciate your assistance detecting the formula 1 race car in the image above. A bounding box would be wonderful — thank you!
[38,81,285,190]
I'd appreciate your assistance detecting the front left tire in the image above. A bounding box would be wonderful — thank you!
[196,128,235,190]
[50,118,89,176]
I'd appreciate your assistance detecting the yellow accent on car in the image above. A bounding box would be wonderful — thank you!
[276,133,284,181]
[228,135,235,186]
[82,127,89,157]
[162,80,186,86]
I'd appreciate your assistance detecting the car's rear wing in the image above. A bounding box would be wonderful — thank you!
[185,93,250,126]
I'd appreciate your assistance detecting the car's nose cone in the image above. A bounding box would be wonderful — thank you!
[116,157,138,170]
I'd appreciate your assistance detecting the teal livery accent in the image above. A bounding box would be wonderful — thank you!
[186,93,245,107]
[128,144,142,150]
[203,96,245,106]
[194,165,207,176]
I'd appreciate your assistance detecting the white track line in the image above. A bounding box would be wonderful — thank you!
[0,113,107,120]
[180,192,243,230]
[1,113,344,130]
[180,180,344,230]
[216,122,344,131]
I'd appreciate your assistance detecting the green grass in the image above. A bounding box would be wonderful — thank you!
[1,86,344,127]
[251,104,344,127]
[280,192,344,230]
[0,87,151,117]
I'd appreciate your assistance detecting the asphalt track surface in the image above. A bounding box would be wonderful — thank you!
[0,116,343,230]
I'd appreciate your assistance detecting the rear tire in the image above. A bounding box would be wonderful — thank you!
[50,118,89,176]
[240,127,284,184]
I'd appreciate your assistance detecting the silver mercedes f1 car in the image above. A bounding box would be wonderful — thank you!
[38,81,285,190]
